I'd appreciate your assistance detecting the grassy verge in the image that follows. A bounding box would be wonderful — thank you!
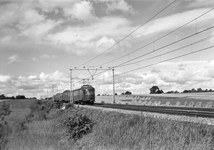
[3,99,214,150]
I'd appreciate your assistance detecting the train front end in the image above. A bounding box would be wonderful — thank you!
[82,85,95,104]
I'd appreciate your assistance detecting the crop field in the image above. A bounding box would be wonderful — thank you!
[96,93,214,106]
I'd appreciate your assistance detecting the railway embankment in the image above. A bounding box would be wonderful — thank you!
[2,99,214,150]
[79,104,214,126]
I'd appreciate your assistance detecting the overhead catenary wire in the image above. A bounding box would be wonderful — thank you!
[86,24,214,79]
[91,45,214,83]
[94,7,214,67]
[75,0,177,67]
[118,45,214,76]
[115,34,214,68]
[114,25,214,67]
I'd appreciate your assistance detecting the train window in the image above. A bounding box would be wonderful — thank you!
[74,91,79,96]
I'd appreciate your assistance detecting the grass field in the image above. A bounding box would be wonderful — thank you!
[2,99,214,150]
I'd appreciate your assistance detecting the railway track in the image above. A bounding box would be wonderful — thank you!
[90,103,214,118]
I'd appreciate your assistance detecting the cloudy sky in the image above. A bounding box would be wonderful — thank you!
[0,0,214,98]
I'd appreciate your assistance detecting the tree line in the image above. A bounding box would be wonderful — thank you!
[150,86,214,94]
[0,94,37,100]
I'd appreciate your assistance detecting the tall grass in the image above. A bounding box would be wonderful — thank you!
[0,102,11,150]
[4,99,214,150]
[72,109,214,150]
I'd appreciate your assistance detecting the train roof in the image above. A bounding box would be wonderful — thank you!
[63,90,70,93]
[81,85,94,88]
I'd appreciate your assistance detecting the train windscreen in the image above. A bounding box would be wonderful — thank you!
[85,89,94,95]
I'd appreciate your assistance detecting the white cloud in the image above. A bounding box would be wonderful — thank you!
[0,71,69,98]
[21,20,61,39]
[64,1,96,22]
[48,16,132,54]
[1,59,214,97]
[8,54,19,64]
[95,36,116,53]
[136,8,214,37]
[37,0,78,12]
[40,54,57,60]
[39,71,65,81]
[19,9,45,25]
[28,75,37,80]
[106,0,135,14]
[0,75,10,83]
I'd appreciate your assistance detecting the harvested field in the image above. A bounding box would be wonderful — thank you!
[96,93,214,106]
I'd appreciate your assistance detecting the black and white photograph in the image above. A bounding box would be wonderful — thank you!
[1,0,214,149]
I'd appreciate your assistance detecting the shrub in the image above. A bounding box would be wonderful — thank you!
[64,113,94,141]
[65,103,73,109]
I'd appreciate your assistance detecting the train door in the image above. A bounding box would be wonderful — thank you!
[82,89,87,102]
[80,90,84,100]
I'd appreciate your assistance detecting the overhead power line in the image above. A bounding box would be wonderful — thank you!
[114,25,214,67]
[87,24,214,79]
[118,45,214,76]
[92,45,214,83]
[116,34,214,68]
[76,0,177,67]
[94,7,214,67]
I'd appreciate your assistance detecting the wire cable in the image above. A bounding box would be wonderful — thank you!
[75,0,177,67]
[91,45,214,84]
[116,34,214,67]
[116,45,214,77]
[87,24,214,79]
[94,7,214,67]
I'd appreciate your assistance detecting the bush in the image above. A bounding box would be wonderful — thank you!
[64,113,94,141]
[65,103,73,109]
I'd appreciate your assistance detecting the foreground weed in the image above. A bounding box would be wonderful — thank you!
[64,113,94,141]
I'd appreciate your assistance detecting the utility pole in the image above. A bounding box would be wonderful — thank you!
[52,85,55,101]
[70,69,74,105]
[112,68,115,103]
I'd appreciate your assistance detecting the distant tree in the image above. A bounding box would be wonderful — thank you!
[150,86,159,94]
[209,89,213,92]
[191,88,196,93]
[114,93,118,95]
[0,94,6,100]
[121,93,125,95]
[97,94,100,96]
[156,89,164,94]
[125,91,132,95]
[150,86,163,94]
[16,95,26,99]
[197,88,203,92]
[183,90,189,93]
